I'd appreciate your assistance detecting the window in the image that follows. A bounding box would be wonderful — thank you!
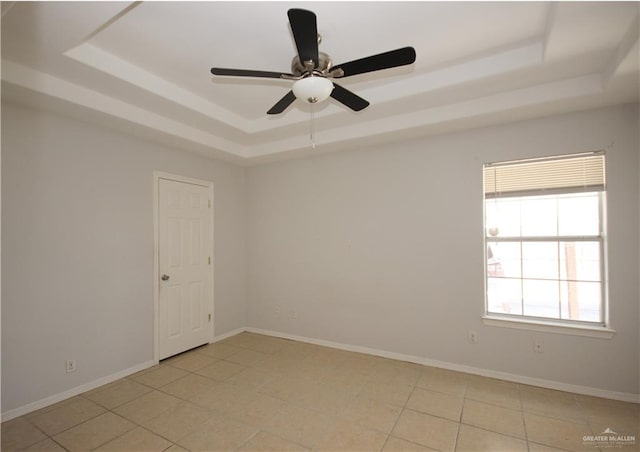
[483,152,606,326]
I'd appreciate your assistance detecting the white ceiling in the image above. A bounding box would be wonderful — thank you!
[2,2,639,165]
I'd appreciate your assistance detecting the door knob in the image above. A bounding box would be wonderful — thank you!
[161,274,170,281]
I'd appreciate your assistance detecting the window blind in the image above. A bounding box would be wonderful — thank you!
[484,152,605,198]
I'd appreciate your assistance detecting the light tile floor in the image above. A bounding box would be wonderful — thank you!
[2,332,638,451]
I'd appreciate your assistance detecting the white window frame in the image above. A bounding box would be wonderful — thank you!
[481,152,615,339]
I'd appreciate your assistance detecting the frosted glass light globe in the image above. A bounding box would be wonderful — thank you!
[292,76,334,104]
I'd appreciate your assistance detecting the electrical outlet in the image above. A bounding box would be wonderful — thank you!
[468,330,478,344]
[533,339,544,353]
[290,310,297,320]
[65,360,76,373]
[274,306,280,318]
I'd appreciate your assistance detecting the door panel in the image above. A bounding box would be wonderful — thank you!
[168,285,182,337]
[159,178,211,360]
[189,281,203,329]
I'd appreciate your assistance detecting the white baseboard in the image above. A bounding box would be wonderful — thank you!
[4,325,637,423]
[246,327,640,404]
[213,327,247,342]
[1,359,156,422]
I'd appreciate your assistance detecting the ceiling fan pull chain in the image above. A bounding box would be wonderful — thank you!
[310,103,316,149]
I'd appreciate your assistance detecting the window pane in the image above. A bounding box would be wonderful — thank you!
[558,193,600,236]
[560,281,602,322]
[487,277,522,315]
[487,242,521,278]
[521,196,557,236]
[523,279,560,319]
[559,241,601,282]
[522,242,558,280]
[486,198,521,237]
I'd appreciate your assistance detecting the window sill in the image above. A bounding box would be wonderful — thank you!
[482,315,615,339]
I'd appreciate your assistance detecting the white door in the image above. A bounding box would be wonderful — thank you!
[158,178,212,360]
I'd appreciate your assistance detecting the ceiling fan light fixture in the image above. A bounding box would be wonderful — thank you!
[211,9,416,114]
[292,76,334,104]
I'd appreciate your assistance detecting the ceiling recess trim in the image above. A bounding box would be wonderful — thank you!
[2,61,249,158]
[64,39,546,136]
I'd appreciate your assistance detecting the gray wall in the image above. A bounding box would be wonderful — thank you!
[1,102,246,413]
[2,100,638,415]
[246,104,640,396]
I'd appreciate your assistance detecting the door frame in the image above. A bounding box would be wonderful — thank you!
[153,171,215,363]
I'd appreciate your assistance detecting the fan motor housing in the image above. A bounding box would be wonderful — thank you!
[291,52,333,76]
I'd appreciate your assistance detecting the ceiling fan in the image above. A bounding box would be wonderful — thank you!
[210,8,416,115]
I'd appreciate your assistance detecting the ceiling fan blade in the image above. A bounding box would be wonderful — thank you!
[211,67,292,79]
[267,90,297,115]
[332,47,416,78]
[330,83,369,112]
[287,9,319,67]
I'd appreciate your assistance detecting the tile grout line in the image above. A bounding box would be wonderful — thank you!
[452,372,471,451]
[382,373,422,451]
[517,382,532,452]
[82,364,216,450]
[18,415,68,451]
[88,384,186,451]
